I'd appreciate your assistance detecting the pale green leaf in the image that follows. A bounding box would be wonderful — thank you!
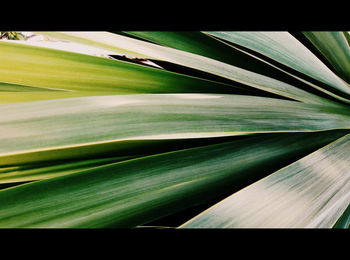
[1,94,350,166]
[205,31,350,100]
[124,31,342,101]
[180,134,350,228]
[122,31,289,75]
[35,31,337,105]
[302,31,350,84]
[33,31,151,59]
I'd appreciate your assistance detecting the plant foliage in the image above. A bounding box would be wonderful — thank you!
[0,31,349,228]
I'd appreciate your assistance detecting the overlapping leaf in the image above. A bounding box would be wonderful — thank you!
[302,31,350,84]
[0,31,349,228]
[33,31,340,106]
[205,31,350,99]
[180,134,350,228]
[0,130,348,228]
[0,41,241,103]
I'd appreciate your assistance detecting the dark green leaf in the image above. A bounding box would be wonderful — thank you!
[180,134,350,228]
[0,130,347,228]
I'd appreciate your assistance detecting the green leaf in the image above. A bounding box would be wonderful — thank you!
[0,41,239,104]
[180,134,350,228]
[302,31,350,84]
[1,94,350,166]
[333,203,350,228]
[124,31,340,100]
[36,32,337,105]
[123,31,237,59]
[122,31,284,74]
[0,82,58,92]
[33,31,151,59]
[344,31,350,47]
[0,130,347,228]
[1,31,349,229]
[0,135,249,184]
[0,156,134,185]
[205,31,350,99]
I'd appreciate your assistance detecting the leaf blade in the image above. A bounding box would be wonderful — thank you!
[180,134,350,228]
[39,31,336,105]
[302,31,350,84]
[1,94,350,166]
[205,31,350,98]
[0,41,238,103]
[0,130,347,228]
